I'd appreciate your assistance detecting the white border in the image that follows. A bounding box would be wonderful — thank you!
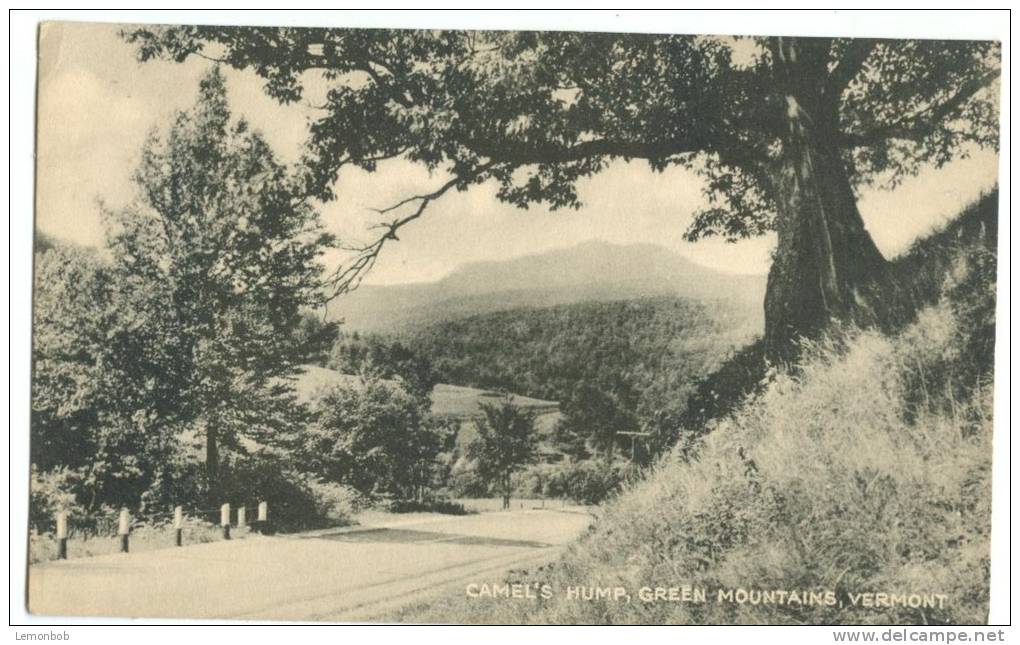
[6,7,1012,643]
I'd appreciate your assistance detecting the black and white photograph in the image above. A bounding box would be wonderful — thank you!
[10,8,1009,634]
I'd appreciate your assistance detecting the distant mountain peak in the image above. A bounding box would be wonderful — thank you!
[327,240,766,332]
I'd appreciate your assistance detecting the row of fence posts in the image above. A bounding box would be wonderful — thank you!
[54,501,268,560]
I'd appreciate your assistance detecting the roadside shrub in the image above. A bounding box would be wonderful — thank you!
[138,448,205,516]
[446,455,491,498]
[306,480,368,521]
[535,460,639,505]
[386,497,469,515]
[28,465,80,534]
[219,453,353,532]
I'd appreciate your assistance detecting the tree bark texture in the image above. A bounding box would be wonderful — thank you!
[763,38,887,361]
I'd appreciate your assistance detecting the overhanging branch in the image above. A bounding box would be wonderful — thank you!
[467,136,707,166]
[324,162,495,299]
[843,68,999,147]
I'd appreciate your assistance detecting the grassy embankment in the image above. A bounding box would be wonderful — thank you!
[395,191,999,625]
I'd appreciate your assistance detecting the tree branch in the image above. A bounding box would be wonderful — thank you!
[826,40,877,101]
[324,162,496,299]
[844,68,999,147]
[466,135,722,167]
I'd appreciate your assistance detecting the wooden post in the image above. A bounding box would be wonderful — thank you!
[173,506,183,546]
[220,503,231,540]
[237,506,246,531]
[257,501,268,533]
[118,508,130,553]
[55,511,68,560]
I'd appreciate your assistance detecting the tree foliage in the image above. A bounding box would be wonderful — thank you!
[291,312,340,366]
[468,395,538,509]
[328,331,438,399]
[32,245,184,509]
[124,27,999,284]
[32,68,337,512]
[302,377,453,501]
[396,297,754,459]
[103,68,335,494]
[556,382,639,461]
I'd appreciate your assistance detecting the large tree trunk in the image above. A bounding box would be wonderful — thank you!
[763,38,887,361]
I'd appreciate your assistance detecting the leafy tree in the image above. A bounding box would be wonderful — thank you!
[292,312,340,366]
[469,395,538,510]
[556,381,639,461]
[126,28,1000,359]
[328,332,438,399]
[303,377,452,500]
[103,68,334,500]
[32,244,185,509]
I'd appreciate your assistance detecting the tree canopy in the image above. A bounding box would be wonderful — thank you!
[125,27,1000,357]
[32,244,184,508]
[127,30,998,270]
[103,68,335,496]
[469,394,538,510]
[302,376,451,501]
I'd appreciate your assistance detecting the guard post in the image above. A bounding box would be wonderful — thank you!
[55,511,68,560]
[118,508,130,553]
[173,506,183,546]
[257,501,268,534]
[220,503,231,540]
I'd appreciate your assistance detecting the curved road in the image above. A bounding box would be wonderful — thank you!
[27,508,591,622]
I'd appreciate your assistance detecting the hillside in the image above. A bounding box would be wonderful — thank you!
[395,191,999,625]
[325,240,766,332]
[398,295,758,402]
[288,364,560,419]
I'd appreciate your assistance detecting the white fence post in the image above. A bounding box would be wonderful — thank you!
[55,511,68,559]
[173,506,184,546]
[257,501,268,533]
[220,503,231,540]
[118,508,130,553]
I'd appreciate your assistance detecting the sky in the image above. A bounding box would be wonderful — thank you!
[35,21,1001,285]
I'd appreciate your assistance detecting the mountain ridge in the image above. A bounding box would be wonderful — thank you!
[326,240,766,331]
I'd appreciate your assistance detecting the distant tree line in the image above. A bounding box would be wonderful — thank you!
[394,298,757,460]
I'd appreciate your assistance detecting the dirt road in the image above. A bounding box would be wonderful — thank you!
[27,508,591,622]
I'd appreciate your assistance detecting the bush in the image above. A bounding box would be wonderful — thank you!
[386,497,469,515]
[307,480,369,521]
[446,455,492,498]
[219,453,354,532]
[518,460,639,505]
[28,465,80,534]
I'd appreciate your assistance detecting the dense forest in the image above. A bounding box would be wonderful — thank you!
[330,297,760,459]
[404,298,754,399]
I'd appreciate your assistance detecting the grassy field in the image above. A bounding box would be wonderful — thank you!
[392,192,998,625]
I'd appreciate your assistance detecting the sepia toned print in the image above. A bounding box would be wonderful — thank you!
[30,20,999,624]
